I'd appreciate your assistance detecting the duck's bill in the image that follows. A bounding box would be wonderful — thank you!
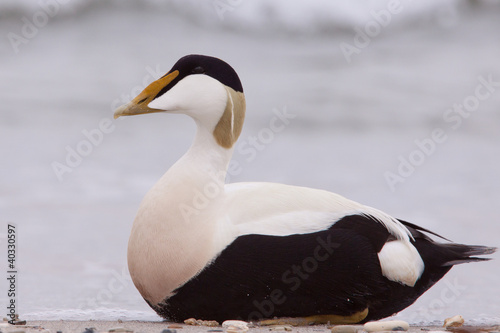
[113,70,179,119]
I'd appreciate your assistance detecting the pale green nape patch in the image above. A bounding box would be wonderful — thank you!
[213,87,246,149]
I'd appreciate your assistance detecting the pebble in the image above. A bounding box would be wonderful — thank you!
[364,320,409,332]
[184,318,219,327]
[202,320,219,327]
[268,325,293,331]
[161,330,176,333]
[83,329,96,333]
[331,325,359,333]
[107,328,133,333]
[443,315,464,328]
[222,320,249,332]
[167,324,183,329]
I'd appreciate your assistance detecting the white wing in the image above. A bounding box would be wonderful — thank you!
[223,182,411,241]
[218,182,423,287]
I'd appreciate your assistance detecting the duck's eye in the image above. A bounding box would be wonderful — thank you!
[191,66,206,74]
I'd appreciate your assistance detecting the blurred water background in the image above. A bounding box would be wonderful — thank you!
[0,0,499,325]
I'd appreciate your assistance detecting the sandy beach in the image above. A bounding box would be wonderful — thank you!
[3,320,499,333]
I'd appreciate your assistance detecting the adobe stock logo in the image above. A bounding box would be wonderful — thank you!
[51,64,164,182]
[178,106,296,225]
[212,0,243,20]
[384,74,499,192]
[7,0,73,54]
[246,234,339,321]
[340,0,404,63]
[79,267,131,310]
[51,119,115,182]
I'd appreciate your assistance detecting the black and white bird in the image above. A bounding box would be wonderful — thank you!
[114,54,495,324]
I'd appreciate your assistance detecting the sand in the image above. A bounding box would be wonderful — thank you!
[3,321,499,333]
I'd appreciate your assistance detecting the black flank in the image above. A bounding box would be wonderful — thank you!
[150,215,495,323]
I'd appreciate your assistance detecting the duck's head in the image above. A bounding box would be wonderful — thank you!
[114,54,246,148]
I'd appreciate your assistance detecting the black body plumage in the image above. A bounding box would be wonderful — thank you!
[151,215,495,323]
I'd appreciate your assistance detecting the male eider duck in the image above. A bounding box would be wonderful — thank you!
[114,54,495,324]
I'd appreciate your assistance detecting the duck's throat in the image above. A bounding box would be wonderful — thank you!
[128,126,234,305]
[180,124,235,183]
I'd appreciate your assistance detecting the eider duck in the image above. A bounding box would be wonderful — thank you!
[114,54,495,324]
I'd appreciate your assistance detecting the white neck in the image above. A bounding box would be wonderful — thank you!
[174,120,233,184]
[128,121,234,305]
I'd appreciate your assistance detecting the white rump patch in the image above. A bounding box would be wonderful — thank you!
[378,240,425,287]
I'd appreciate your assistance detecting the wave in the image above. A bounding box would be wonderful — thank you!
[2,0,498,35]
[24,308,161,321]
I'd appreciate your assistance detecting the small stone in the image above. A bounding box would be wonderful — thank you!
[364,320,409,332]
[83,328,96,333]
[443,315,464,328]
[222,320,249,332]
[118,319,123,323]
[199,321,213,327]
[184,319,197,325]
[161,330,176,333]
[331,325,358,333]
[269,325,293,331]
[167,324,183,329]
[183,318,219,327]
[108,328,133,333]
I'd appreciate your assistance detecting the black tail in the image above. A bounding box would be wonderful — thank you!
[364,220,496,322]
[399,220,497,267]
[439,243,496,266]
